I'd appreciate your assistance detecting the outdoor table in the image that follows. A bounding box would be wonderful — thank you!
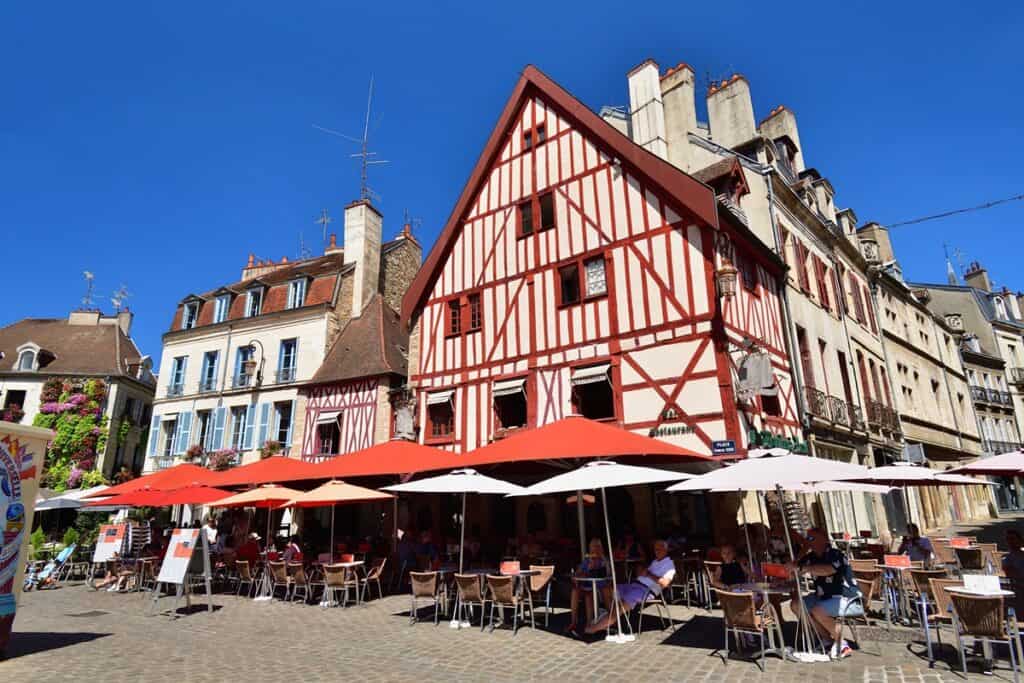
[614,556,644,583]
[572,575,609,626]
[730,581,793,654]
[880,563,917,626]
[932,586,1019,667]
[317,560,364,607]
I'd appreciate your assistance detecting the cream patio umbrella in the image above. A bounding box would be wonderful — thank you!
[950,450,1024,476]
[280,480,393,563]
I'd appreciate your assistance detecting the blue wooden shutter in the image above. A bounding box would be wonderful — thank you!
[211,351,219,388]
[276,341,285,376]
[178,357,188,387]
[176,412,193,454]
[148,415,161,457]
[256,403,270,448]
[202,413,214,451]
[212,407,226,449]
[284,399,296,449]
[242,404,256,450]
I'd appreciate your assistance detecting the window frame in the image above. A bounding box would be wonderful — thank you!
[492,376,529,433]
[286,278,308,310]
[445,298,462,338]
[182,302,199,330]
[569,363,617,422]
[17,349,36,371]
[425,393,456,444]
[213,294,231,323]
[517,190,556,238]
[467,292,482,332]
[245,288,263,318]
[557,253,608,308]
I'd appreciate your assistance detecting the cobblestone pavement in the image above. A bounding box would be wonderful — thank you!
[4,581,1017,682]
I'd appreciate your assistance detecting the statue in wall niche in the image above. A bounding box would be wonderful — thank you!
[391,390,416,441]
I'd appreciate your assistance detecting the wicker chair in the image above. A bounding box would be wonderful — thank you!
[920,578,961,663]
[453,573,489,630]
[527,565,555,627]
[360,557,387,602]
[715,589,784,671]
[267,561,292,600]
[851,559,879,573]
[322,563,352,608]
[955,547,986,574]
[485,574,532,634]
[932,540,958,572]
[948,591,1022,678]
[235,560,255,597]
[702,561,722,609]
[410,571,443,625]
[288,562,310,603]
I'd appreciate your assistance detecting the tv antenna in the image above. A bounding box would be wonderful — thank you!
[312,74,390,203]
[81,271,95,308]
[110,285,131,310]
[315,208,333,246]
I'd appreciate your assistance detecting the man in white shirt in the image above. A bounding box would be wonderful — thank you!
[585,539,676,633]
[203,518,218,546]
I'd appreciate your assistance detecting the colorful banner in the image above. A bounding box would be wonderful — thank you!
[0,423,51,655]
[92,524,127,563]
[156,529,200,585]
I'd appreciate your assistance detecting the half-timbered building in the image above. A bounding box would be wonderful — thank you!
[402,66,800,466]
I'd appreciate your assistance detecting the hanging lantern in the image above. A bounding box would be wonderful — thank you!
[716,260,739,299]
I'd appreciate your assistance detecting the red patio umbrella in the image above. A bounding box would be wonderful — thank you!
[87,484,231,507]
[82,463,215,498]
[207,456,321,488]
[307,440,463,479]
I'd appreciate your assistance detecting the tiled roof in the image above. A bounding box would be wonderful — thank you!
[0,318,142,377]
[308,295,408,385]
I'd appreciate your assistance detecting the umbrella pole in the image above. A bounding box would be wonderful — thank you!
[330,504,335,564]
[757,493,770,561]
[739,495,754,572]
[849,492,860,541]
[600,487,633,644]
[576,490,587,562]
[459,492,466,573]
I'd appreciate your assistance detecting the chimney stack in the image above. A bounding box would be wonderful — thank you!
[627,59,668,160]
[857,222,896,264]
[706,75,756,150]
[344,199,383,318]
[964,262,992,292]
[325,232,343,255]
[659,62,697,172]
[115,309,133,335]
[758,105,805,174]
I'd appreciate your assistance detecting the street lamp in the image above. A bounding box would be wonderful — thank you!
[716,260,738,299]
[244,339,265,387]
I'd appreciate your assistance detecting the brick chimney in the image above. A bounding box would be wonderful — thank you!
[627,59,668,160]
[344,199,383,318]
[659,62,698,172]
[964,262,992,292]
[324,232,343,256]
[706,75,755,150]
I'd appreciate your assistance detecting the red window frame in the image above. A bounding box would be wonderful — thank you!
[426,401,454,442]
[556,254,608,308]
[863,285,878,334]
[517,200,534,238]
[850,273,866,324]
[467,292,482,332]
[446,298,462,337]
[522,122,547,152]
[795,241,811,292]
[518,191,555,238]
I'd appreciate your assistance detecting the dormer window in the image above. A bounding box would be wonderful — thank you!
[246,288,263,317]
[213,294,231,323]
[995,297,1008,320]
[17,349,36,371]
[182,302,199,330]
[286,278,307,309]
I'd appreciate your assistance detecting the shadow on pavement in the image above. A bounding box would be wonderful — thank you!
[3,631,111,659]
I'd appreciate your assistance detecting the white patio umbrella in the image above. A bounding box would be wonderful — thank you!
[949,450,1024,476]
[383,469,525,572]
[36,485,112,511]
[510,461,691,643]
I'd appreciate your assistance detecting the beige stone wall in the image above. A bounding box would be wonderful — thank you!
[287,395,307,459]
[380,238,422,316]
[406,316,421,385]
[373,380,393,444]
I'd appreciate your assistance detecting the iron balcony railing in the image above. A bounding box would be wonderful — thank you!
[232,374,252,389]
[804,387,864,431]
[826,395,850,427]
[151,454,175,470]
[984,440,1021,455]
[970,385,990,403]
[198,378,218,393]
[850,404,867,431]
[166,384,184,397]
[1011,368,1024,385]
[804,387,829,419]
[971,385,1014,406]
[275,367,297,384]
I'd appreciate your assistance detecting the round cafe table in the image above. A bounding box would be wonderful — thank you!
[940,586,1017,667]
[572,575,610,625]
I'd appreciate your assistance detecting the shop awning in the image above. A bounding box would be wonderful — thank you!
[492,378,526,397]
[316,410,341,425]
[571,363,610,386]
[426,390,455,405]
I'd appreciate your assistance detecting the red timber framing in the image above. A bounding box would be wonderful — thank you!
[402,65,800,456]
[300,379,378,461]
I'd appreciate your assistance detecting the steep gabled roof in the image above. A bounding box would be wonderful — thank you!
[400,64,718,322]
[0,318,142,377]
[307,295,407,385]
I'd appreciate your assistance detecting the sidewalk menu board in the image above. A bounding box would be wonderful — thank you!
[93,524,127,563]
[156,529,200,585]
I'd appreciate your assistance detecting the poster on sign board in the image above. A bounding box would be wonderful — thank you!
[950,537,970,549]
[93,524,127,563]
[157,529,200,585]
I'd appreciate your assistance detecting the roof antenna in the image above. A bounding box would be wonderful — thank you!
[110,285,131,311]
[315,208,334,248]
[312,75,390,203]
[81,271,96,308]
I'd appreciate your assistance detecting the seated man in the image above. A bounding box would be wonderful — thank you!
[235,533,261,566]
[282,535,303,563]
[788,528,862,659]
[896,523,933,563]
[566,538,613,636]
[711,544,749,589]
[585,539,675,634]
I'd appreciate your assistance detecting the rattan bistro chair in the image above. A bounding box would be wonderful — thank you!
[948,592,1023,679]
[361,557,387,602]
[485,574,532,634]
[920,578,962,663]
[268,561,292,600]
[453,573,489,630]
[702,561,722,609]
[527,565,555,627]
[851,558,879,573]
[955,547,986,574]
[410,571,443,625]
[288,562,311,604]
[715,589,784,672]
[235,560,255,597]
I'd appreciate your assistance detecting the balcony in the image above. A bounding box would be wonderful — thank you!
[867,400,900,432]
[275,367,297,384]
[970,385,989,403]
[1011,368,1024,386]
[804,387,829,419]
[826,395,850,427]
[198,378,218,394]
[804,388,862,431]
[150,453,175,470]
[984,440,1021,455]
[166,384,184,398]
[850,404,867,431]
[971,385,1015,406]
[232,374,252,389]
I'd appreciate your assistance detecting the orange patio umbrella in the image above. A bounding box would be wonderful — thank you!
[280,480,393,563]
[307,440,463,479]
[87,484,231,507]
[210,484,306,561]
[206,456,321,488]
[83,463,215,498]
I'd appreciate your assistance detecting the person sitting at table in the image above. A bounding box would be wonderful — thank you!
[711,544,749,589]
[585,539,675,634]
[896,523,933,563]
[283,535,303,563]
[236,533,260,566]
[566,538,613,637]
[787,527,862,659]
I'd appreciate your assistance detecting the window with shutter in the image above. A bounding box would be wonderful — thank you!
[863,285,878,333]
[814,257,830,310]
[850,273,866,323]
[795,242,810,292]
[833,267,847,318]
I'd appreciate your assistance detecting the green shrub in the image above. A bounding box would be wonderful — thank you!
[62,527,80,547]
[30,526,46,552]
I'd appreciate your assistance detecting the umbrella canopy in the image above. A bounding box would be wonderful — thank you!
[207,456,320,488]
[36,485,111,510]
[383,468,524,495]
[747,447,793,458]
[281,480,393,508]
[950,450,1024,476]
[88,485,231,507]
[838,464,992,487]
[510,461,691,497]
[83,463,214,498]
[667,453,871,492]
[308,440,466,479]
[210,484,305,508]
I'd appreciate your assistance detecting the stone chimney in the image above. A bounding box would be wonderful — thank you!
[659,62,698,172]
[759,105,805,174]
[627,59,668,159]
[344,199,383,318]
[599,106,631,137]
[115,309,133,335]
[324,232,343,256]
[68,309,101,326]
[964,262,992,292]
[1003,287,1022,319]
[706,75,755,150]
[857,222,896,264]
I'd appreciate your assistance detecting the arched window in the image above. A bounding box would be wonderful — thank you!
[17,350,36,371]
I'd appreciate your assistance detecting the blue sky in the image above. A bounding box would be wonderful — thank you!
[3,2,1022,370]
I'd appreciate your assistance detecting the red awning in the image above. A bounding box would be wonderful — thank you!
[87,485,232,507]
[308,440,464,479]
[206,456,321,488]
[83,463,216,498]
